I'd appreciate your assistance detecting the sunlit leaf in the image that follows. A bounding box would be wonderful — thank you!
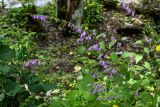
[143,62,151,70]
[135,54,143,64]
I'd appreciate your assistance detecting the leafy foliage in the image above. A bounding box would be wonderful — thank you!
[1,0,160,107]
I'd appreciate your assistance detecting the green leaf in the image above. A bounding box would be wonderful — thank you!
[99,41,106,50]
[0,93,4,102]
[141,79,150,87]
[0,64,10,74]
[135,54,143,64]
[118,87,131,99]
[41,83,56,92]
[129,65,145,71]
[66,90,80,101]
[144,47,149,55]
[0,45,15,60]
[157,96,160,103]
[96,33,106,39]
[77,46,86,54]
[143,62,151,70]
[77,75,94,91]
[120,62,130,80]
[106,80,111,92]
[122,52,135,58]
[134,40,143,45]
[110,52,118,63]
[82,91,96,101]
[140,92,152,104]
[4,81,21,96]
[49,101,64,107]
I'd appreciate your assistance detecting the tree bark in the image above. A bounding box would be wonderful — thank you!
[57,0,83,27]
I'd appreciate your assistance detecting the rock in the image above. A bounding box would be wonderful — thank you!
[132,18,144,26]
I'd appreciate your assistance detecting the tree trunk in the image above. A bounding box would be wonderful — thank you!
[57,0,83,27]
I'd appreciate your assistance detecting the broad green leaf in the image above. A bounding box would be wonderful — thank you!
[0,64,10,74]
[0,45,15,60]
[49,101,64,107]
[146,86,154,91]
[141,79,150,87]
[83,91,96,101]
[110,52,118,63]
[129,65,145,71]
[140,92,152,104]
[0,93,4,102]
[99,41,106,50]
[4,81,21,96]
[143,62,151,70]
[122,52,135,58]
[118,87,131,99]
[144,47,149,55]
[127,78,137,85]
[135,54,143,64]
[66,90,80,101]
[41,83,56,92]
[134,40,143,45]
[77,46,86,54]
[157,96,160,103]
[120,62,130,80]
[77,75,94,91]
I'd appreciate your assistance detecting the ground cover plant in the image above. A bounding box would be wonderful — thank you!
[0,0,160,107]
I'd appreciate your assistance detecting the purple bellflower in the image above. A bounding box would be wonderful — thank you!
[88,44,101,51]
[121,2,135,16]
[32,15,47,21]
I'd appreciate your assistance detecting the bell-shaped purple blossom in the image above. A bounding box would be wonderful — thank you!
[77,28,82,34]
[145,36,152,43]
[99,60,108,69]
[88,44,101,51]
[67,22,71,27]
[32,15,47,21]
[117,43,122,47]
[80,31,87,39]
[111,36,116,41]
[85,36,91,40]
[23,59,40,68]
[158,38,160,43]
[111,68,117,75]
[121,2,135,16]
[93,83,105,94]
[77,38,84,44]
